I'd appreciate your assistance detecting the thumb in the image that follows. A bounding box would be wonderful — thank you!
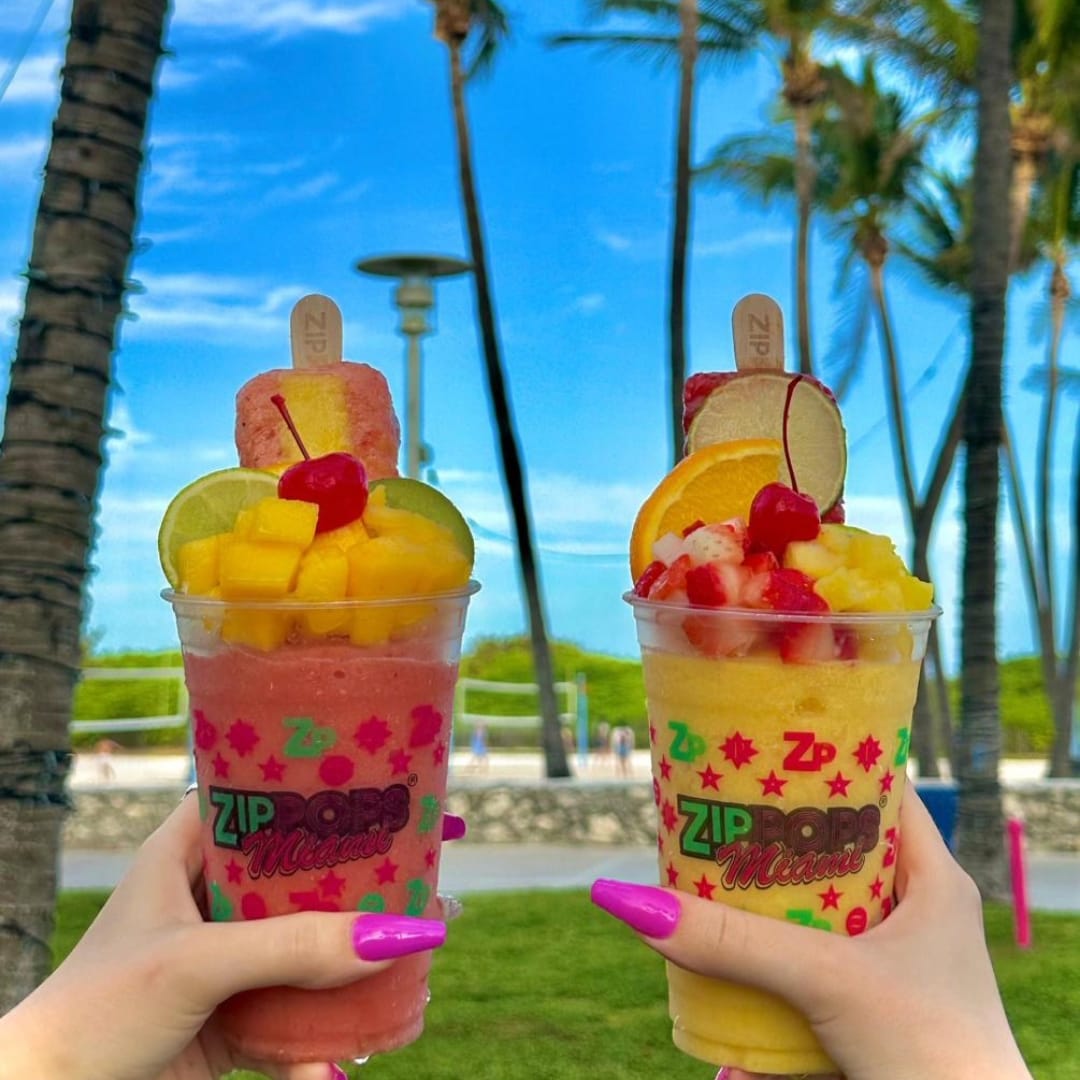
[591,880,850,1018]
[177,911,447,1002]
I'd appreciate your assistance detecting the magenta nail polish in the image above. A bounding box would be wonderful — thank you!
[714,1069,732,1080]
[590,879,680,939]
[329,1066,348,1080]
[442,813,467,841]
[352,914,447,961]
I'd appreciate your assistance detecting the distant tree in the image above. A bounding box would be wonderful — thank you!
[1005,148,1080,777]
[0,0,168,1010]
[427,0,569,777]
[955,0,1013,898]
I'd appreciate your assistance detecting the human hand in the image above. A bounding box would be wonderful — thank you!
[591,791,1033,1080]
[0,797,461,1080]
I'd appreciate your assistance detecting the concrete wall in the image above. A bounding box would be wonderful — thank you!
[63,778,1080,853]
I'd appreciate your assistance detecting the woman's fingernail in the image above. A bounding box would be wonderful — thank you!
[714,1069,731,1080]
[590,879,681,939]
[352,914,447,961]
[442,813,467,841]
[329,1066,348,1080]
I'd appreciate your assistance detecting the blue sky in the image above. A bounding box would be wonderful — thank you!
[0,0,1073,670]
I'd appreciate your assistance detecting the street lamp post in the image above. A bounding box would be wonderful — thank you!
[355,253,471,479]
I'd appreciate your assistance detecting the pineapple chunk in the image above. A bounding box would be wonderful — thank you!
[250,497,319,548]
[817,524,859,555]
[295,547,351,636]
[900,574,935,610]
[848,531,907,578]
[783,540,843,580]
[178,533,224,595]
[219,539,302,599]
[310,517,370,555]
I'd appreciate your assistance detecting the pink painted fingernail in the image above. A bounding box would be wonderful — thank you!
[329,1066,348,1080]
[590,879,680,939]
[715,1069,732,1080]
[442,813,467,841]
[352,914,447,961]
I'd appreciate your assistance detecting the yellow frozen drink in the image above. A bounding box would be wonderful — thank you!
[625,321,938,1072]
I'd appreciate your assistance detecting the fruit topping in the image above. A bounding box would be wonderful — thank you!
[272,394,369,533]
[748,482,821,558]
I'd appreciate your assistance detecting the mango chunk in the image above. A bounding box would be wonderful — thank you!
[250,497,319,548]
[221,609,291,650]
[178,533,224,595]
[295,547,351,636]
[219,539,302,599]
[310,517,370,555]
[783,539,843,580]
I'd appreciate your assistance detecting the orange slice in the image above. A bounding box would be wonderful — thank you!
[630,438,782,580]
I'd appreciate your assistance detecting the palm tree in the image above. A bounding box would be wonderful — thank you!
[955,0,1013,899]
[1004,149,1080,776]
[0,0,169,1009]
[812,63,961,777]
[428,0,569,778]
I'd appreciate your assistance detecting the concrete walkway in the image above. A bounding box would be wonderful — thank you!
[61,842,1080,912]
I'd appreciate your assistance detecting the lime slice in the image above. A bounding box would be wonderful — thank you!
[370,477,475,567]
[686,371,847,513]
[158,467,279,586]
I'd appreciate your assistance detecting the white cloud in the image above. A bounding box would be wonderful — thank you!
[595,228,632,253]
[2,53,60,103]
[695,229,790,257]
[157,53,249,91]
[0,277,23,323]
[261,170,340,207]
[0,134,46,172]
[171,0,414,36]
[104,398,154,470]
[572,293,605,314]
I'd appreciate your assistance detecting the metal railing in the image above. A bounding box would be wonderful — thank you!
[71,667,188,735]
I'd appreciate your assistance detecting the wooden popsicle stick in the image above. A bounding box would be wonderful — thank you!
[290,294,343,368]
[732,293,785,371]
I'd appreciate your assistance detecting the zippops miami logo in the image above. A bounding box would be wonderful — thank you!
[653,714,911,937]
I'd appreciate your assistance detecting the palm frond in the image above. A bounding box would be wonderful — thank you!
[463,0,510,80]
[547,30,682,71]
[695,130,796,201]
[823,268,873,402]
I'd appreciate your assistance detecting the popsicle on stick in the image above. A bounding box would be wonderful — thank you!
[235,294,401,478]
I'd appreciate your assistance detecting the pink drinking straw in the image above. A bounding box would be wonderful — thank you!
[1007,816,1032,949]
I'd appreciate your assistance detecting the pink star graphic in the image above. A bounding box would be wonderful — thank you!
[433,741,446,765]
[259,755,286,782]
[666,862,679,887]
[870,876,885,899]
[318,870,347,898]
[375,857,399,885]
[659,755,673,780]
[649,722,657,745]
[652,777,661,806]
[694,875,716,900]
[819,885,843,910]
[879,770,895,794]
[409,704,443,747]
[759,769,787,796]
[425,847,437,869]
[825,771,852,798]
[225,859,243,884]
[289,889,338,912]
[212,752,230,779]
[354,715,391,754]
[226,719,259,757]
[853,735,884,773]
[656,832,664,853]
[388,747,413,775]
[721,732,759,769]
[193,710,217,751]
[696,763,722,790]
[661,799,678,833]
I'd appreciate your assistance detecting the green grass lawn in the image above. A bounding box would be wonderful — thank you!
[55,890,1080,1080]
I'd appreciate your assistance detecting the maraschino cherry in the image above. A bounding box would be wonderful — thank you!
[747,375,821,556]
[271,394,368,532]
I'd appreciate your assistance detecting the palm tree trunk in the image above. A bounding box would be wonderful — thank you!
[668,0,698,466]
[793,101,815,376]
[445,41,569,778]
[955,0,1012,899]
[0,0,168,1011]
[1008,151,1039,273]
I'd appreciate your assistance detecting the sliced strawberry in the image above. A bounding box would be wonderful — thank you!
[743,550,780,575]
[652,531,687,565]
[779,622,841,664]
[761,568,829,614]
[822,498,846,524]
[684,521,747,566]
[686,563,727,606]
[683,613,757,657]
[633,559,667,598]
[836,627,859,660]
[650,553,693,600]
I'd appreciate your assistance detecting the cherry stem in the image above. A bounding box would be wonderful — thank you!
[782,375,803,492]
[270,394,310,460]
